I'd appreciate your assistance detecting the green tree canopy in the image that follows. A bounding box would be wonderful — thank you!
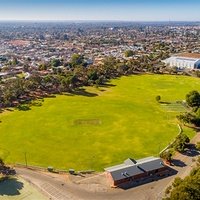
[124,50,134,57]
[196,142,200,151]
[164,164,200,200]
[70,54,85,67]
[0,158,4,166]
[51,59,62,68]
[156,95,161,102]
[173,134,190,152]
[186,90,200,107]
[160,149,173,162]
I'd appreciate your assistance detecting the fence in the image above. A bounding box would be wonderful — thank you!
[159,124,183,155]
[15,163,68,174]
[15,163,95,175]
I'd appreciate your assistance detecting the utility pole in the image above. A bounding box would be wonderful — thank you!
[158,142,161,155]
[24,152,28,168]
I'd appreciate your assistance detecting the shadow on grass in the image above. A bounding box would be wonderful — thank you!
[159,101,171,104]
[6,108,14,112]
[0,178,24,196]
[184,125,200,132]
[16,99,45,111]
[66,88,98,97]
[98,89,106,92]
[17,105,31,111]
[45,95,56,98]
[30,101,43,107]
[65,81,117,97]
[64,93,74,96]
[100,83,116,88]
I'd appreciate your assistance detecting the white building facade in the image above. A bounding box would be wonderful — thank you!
[163,55,200,70]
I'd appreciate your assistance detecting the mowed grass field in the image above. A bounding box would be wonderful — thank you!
[0,74,200,171]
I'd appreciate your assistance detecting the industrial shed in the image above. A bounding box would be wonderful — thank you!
[104,157,167,186]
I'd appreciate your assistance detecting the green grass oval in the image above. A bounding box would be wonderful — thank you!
[0,74,199,170]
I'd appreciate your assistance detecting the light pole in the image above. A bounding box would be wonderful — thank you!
[24,152,28,168]
[158,142,162,155]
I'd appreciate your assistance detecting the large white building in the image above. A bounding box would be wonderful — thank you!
[163,53,200,70]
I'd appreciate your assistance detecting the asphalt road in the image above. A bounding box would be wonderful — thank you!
[16,167,172,200]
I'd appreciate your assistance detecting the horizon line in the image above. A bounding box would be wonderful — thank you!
[0,19,199,23]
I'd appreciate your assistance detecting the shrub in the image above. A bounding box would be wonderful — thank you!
[173,134,190,153]
[196,142,200,151]
[160,149,173,162]
[156,95,161,102]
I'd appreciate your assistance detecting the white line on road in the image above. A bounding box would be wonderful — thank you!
[40,182,69,200]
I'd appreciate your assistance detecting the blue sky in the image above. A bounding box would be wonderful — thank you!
[0,0,199,21]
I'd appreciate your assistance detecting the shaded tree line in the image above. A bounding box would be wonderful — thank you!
[160,133,190,164]
[0,158,16,181]
[0,53,168,108]
[163,157,200,200]
[177,90,200,127]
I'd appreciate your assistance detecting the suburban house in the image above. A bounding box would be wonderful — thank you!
[163,53,200,70]
[104,156,167,187]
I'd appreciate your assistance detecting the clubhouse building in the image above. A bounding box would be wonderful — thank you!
[104,156,168,187]
[163,53,200,70]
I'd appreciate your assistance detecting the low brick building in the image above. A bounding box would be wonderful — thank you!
[105,156,167,186]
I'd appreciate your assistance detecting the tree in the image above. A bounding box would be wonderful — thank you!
[51,59,61,68]
[87,70,98,83]
[173,134,190,153]
[116,63,129,75]
[38,63,49,71]
[124,50,134,57]
[186,90,200,107]
[156,95,161,102]
[177,113,194,125]
[177,110,200,127]
[163,165,200,200]
[0,158,4,166]
[160,149,173,162]
[196,142,200,151]
[1,78,26,106]
[102,56,120,78]
[70,54,85,67]
[62,34,68,40]
[58,75,70,92]
[103,56,117,68]
[12,57,19,66]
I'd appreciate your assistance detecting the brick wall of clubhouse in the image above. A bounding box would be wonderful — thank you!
[110,166,168,186]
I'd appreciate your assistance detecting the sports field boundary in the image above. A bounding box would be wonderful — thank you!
[14,163,95,175]
[15,163,68,174]
[159,124,183,155]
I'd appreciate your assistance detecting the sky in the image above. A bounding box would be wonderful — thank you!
[0,0,199,21]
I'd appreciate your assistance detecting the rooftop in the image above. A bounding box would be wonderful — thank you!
[104,156,165,181]
[177,53,200,59]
